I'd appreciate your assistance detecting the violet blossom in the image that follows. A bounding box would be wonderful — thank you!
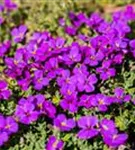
[54,114,75,131]
[46,135,64,150]
[77,116,99,139]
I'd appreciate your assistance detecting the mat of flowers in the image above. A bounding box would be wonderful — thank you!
[1,0,135,149]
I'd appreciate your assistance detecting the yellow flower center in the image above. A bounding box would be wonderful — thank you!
[66,78,70,83]
[5,124,11,129]
[113,134,118,140]
[53,140,58,148]
[61,122,67,126]
[90,56,95,60]
[37,79,42,83]
[14,60,18,65]
[32,50,37,55]
[99,99,104,105]
[37,103,42,109]
[102,125,108,130]
[67,90,72,95]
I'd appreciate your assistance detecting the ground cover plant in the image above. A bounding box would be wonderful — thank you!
[1,0,135,150]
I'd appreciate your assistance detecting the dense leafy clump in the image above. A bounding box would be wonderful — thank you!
[1,0,135,150]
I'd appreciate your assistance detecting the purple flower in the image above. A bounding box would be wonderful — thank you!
[68,12,86,28]
[78,94,93,109]
[15,99,39,124]
[55,37,65,48]
[60,94,78,113]
[33,70,49,90]
[0,115,5,130]
[5,48,27,78]
[96,60,116,81]
[17,71,31,91]
[45,57,60,79]
[0,4,4,12]
[72,65,89,92]
[5,60,23,78]
[90,35,109,51]
[113,53,124,64]
[100,118,127,147]
[48,39,56,49]
[28,41,50,61]
[0,40,11,57]
[114,38,127,50]
[26,41,38,58]
[98,21,110,34]
[130,39,135,48]
[13,49,27,68]
[0,80,11,100]
[100,119,116,135]
[113,87,131,103]
[57,69,76,87]
[0,132,8,146]
[77,116,99,139]
[124,5,135,20]
[4,0,17,10]
[24,95,56,119]
[46,135,64,150]
[84,48,104,66]
[60,83,76,97]
[78,34,89,42]
[129,39,135,57]
[62,44,81,65]
[57,70,77,97]
[43,100,56,118]
[34,94,45,113]
[91,94,111,112]
[54,114,75,131]
[78,73,97,93]
[73,64,88,76]
[103,130,128,148]
[65,26,76,36]
[86,13,103,29]
[0,115,8,146]
[68,45,81,62]
[4,116,18,134]
[85,74,97,92]
[59,18,65,27]
[11,25,27,43]
[74,73,86,92]
[111,20,130,37]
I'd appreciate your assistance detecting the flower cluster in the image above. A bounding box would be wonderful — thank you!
[1,0,135,149]
[0,0,17,25]
[14,94,56,125]
[46,135,64,150]
[100,119,128,148]
[0,80,11,100]
[0,115,18,146]
[77,116,128,148]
